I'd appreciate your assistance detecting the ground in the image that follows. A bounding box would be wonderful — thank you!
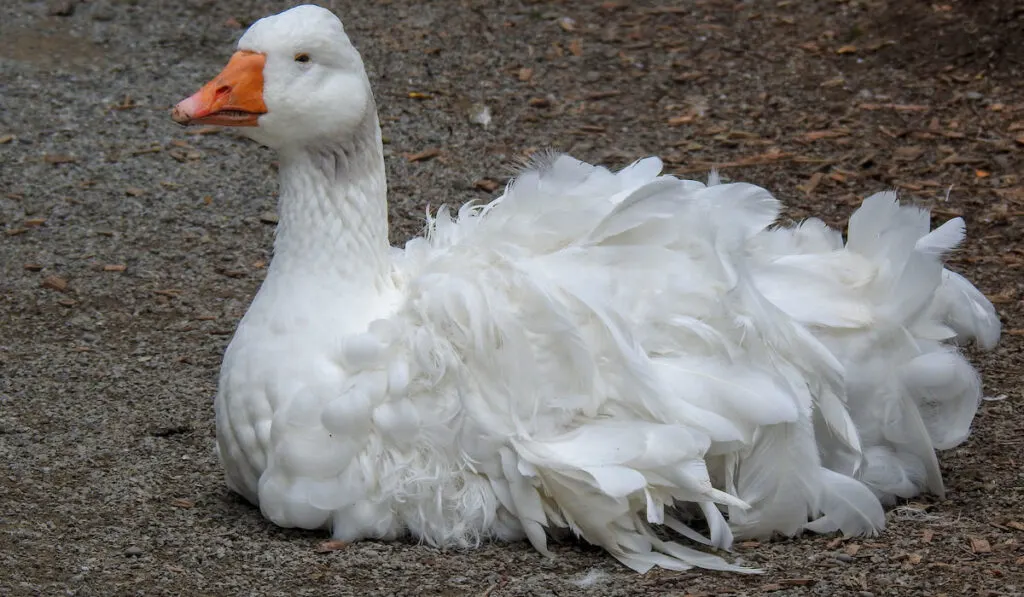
[1,0,1022,595]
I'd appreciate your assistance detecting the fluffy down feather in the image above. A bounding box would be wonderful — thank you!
[237,155,999,573]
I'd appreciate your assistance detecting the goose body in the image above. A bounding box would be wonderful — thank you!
[172,5,1001,573]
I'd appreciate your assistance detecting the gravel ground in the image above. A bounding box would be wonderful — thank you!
[2,0,1023,595]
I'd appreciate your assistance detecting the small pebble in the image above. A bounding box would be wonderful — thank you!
[125,546,143,557]
[835,553,854,563]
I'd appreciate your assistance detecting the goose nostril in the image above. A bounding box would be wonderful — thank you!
[215,85,231,97]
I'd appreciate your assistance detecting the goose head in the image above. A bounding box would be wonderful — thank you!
[172,5,372,151]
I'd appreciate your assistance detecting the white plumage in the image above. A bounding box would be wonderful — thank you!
[172,5,1001,574]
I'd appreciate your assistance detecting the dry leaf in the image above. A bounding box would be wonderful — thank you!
[970,537,992,553]
[316,539,348,553]
[405,148,441,162]
[41,276,69,292]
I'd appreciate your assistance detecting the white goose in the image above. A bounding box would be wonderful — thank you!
[171,5,1001,573]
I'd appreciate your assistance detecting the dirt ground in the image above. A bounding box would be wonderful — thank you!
[2,0,1022,595]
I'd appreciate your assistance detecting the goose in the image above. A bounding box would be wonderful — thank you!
[171,4,1001,573]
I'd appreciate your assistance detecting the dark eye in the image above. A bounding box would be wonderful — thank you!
[294,53,311,63]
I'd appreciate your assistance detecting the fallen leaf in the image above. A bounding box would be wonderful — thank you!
[405,148,441,162]
[41,276,69,292]
[170,498,195,509]
[103,264,127,272]
[316,539,348,553]
[970,537,992,553]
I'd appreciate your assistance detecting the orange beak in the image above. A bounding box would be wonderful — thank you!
[171,51,268,127]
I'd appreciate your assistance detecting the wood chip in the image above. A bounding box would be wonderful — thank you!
[922,529,934,543]
[517,67,534,82]
[103,264,127,272]
[835,45,857,54]
[407,92,432,100]
[845,543,861,556]
[799,129,849,142]
[6,228,28,236]
[568,38,583,56]
[44,154,77,164]
[24,264,43,271]
[528,97,551,108]
[1005,521,1024,531]
[405,148,441,162]
[170,498,195,509]
[798,172,824,196]
[970,537,992,553]
[473,178,499,192]
[0,134,13,144]
[24,218,46,227]
[760,584,784,592]
[41,276,69,292]
[316,539,348,553]
[125,187,145,197]
[585,91,620,100]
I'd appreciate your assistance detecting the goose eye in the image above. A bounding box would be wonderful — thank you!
[294,53,311,63]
